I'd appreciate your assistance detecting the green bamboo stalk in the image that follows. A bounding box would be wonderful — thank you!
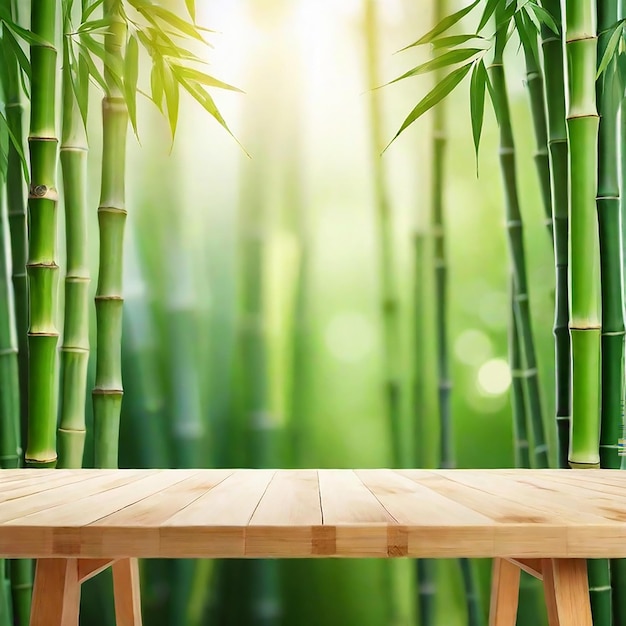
[413,229,436,626]
[563,0,601,470]
[597,0,624,474]
[598,0,626,620]
[364,0,404,468]
[93,0,128,469]
[57,18,90,469]
[0,139,31,626]
[0,566,11,626]
[0,186,20,470]
[3,0,28,451]
[540,0,571,470]
[616,6,626,625]
[510,288,531,471]
[25,0,59,468]
[489,11,549,469]
[517,20,553,237]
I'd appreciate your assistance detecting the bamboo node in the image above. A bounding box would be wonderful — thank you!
[29,184,58,201]
[0,347,18,356]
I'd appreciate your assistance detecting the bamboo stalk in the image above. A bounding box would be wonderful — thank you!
[563,0,601,470]
[93,0,128,469]
[597,0,626,619]
[510,286,531,471]
[489,10,549,469]
[57,20,90,469]
[0,188,20,470]
[540,0,571,469]
[596,0,624,473]
[517,22,553,237]
[364,0,404,468]
[3,0,28,451]
[25,0,60,468]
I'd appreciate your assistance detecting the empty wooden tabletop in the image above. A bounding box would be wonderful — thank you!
[0,468,625,559]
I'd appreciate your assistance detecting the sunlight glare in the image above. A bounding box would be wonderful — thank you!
[477,359,511,396]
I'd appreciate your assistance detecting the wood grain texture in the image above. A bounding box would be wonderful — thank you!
[489,558,520,626]
[30,558,80,626]
[0,469,624,559]
[543,559,592,626]
[113,558,142,626]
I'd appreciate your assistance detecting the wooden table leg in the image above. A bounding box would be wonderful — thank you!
[489,557,520,626]
[113,558,142,626]
[30,559,80,626]
[542,559,592,626]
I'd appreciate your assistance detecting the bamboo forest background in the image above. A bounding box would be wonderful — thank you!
[0,0,567,625]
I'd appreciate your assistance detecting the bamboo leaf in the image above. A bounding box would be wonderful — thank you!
[525,1,559,34]
[177,75,248,154]
[124,34,139,135]
[470,59,487,170]
[162,62,179,139]
[185,0,195,21]
[150,58,164,110]
[399,0,481,50]
[169,65,243,93]
[386,62,473,149]
[387,48,482,86]
[3,20,48,46]
[4,26,30,78]
[598,21,624,78]
[136,5,205,42]
[477,0,501,32]
[82,0,105,22]
[514,11,541,68]
[431,34,485,49]
[0,110,27,181]
[76,43,108,93]
[77,18,111,34]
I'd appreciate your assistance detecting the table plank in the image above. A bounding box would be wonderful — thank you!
[246,470,322,557]
[318,469,394,557]
[355,469,495,557]
[81,471,233,556]
[159,469,275,558]
[0,469,625,559]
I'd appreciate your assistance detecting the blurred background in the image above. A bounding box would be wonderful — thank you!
[72,0,555,623]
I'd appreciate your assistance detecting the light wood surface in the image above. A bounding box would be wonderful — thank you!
[1,468,626,559]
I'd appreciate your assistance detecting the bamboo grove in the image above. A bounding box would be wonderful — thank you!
[389,0,626,624]
[1,0,624,625]
[0,0,239,624]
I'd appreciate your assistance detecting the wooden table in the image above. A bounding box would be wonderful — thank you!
[1,468,623,625]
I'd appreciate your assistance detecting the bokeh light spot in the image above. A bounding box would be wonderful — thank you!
[477,359,511,396]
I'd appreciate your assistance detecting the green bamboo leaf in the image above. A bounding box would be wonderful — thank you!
[137,5,205,42]
[82,0,105,22]
[0,110,27,181]
[470,59,487,170]
[150,58,164,110]
[477,0,501,32]
[170,65,243,93]
[398,0,480,50]
[124,34,139,136]
[3,20,48,46]
[162,63,179,138]
[185,0,195,21]
[4,27,30,78]
[76,44,108,93]
[514,11,540,68]
[525,1,559,34]
[77,18,111,34]
[386,62,473,149]
[597,21,624,78]
[387,48,482,86]
[177,75,248,154]
[522,3,541,33]
[431,34,485,49]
